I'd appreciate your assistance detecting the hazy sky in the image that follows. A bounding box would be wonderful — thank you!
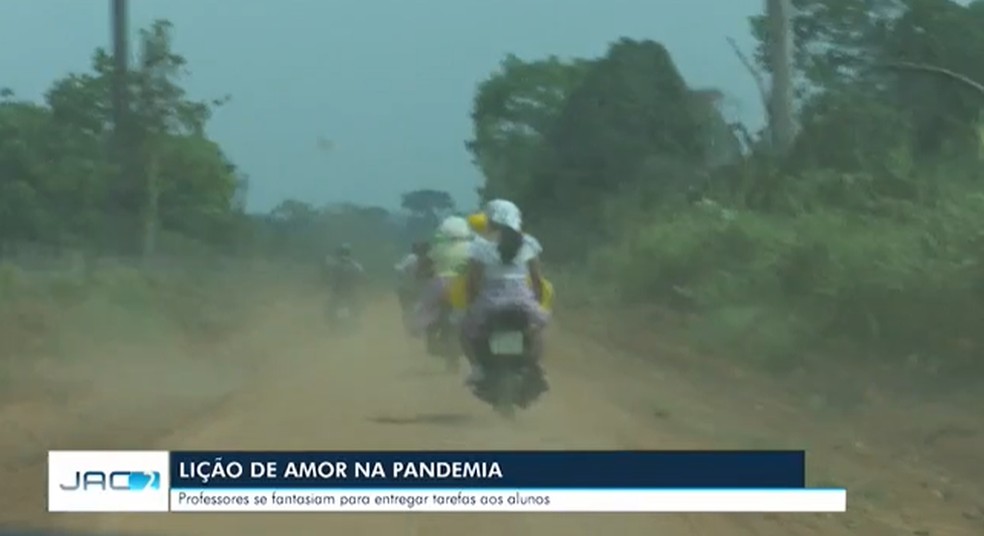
[2,0,764,213]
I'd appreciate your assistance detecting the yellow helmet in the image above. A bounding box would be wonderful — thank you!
[467,212,488,234]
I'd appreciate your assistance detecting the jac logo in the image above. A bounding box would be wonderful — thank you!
[59,470,160,491]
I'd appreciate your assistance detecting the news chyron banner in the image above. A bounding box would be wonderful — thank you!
[48,450,847,513]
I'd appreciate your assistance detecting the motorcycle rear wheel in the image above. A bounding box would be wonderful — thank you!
[491,372,519,418]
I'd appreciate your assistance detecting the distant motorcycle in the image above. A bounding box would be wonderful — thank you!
[323,255,364,331]
[326,293,359,331]
[470,307,548,418]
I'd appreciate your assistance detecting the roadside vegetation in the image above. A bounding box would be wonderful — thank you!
[0,20,404,370]
[3,2,983,388]
[465,0,984,379]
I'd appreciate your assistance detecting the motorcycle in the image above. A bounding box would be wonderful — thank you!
[425,305,460,372]
[470,307,548,418]
[326,292,358,331]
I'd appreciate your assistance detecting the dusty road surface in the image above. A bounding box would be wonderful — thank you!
[1,293,982,535]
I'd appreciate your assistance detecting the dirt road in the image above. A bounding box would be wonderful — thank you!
[1,294,981,535]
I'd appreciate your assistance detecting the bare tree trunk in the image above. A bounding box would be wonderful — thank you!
[880,61,984,95]
[767,0,796,154]
[109,0,135,253]
[726,37,772,153]
[111,0,128,139]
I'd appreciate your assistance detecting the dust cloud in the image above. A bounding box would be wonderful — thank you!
[1,276,982,536]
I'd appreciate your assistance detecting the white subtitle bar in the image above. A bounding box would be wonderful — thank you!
[169,489,846,513]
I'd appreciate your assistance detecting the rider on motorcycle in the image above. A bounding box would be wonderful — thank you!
[411,216,472,335]
[395,241,431,332]
[460,199,549,385]
[395,241,430,305]
[325,243,364,310]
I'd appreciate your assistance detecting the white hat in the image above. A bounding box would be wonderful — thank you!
[436,215,471,240]
[485,199,522,232]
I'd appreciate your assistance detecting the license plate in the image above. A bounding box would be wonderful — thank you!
[489,331,524,355]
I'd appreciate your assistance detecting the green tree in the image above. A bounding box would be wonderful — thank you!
[126,20,234,255]
[0,19,239,256]
[877,0,984,158]
[0,100,50,250]
[750,0,984,165]
[466,54,591,202]
[535,39,709,221]
[400,189,454,215]
[0,93,113,251]
[253,200,400,270]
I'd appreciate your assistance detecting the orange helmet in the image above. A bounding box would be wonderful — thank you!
[467,212,488,235]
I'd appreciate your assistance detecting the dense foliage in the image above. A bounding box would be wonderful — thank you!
[0,20,242,255]
[0,19,425,367]
[0,19,418,274]
[5,4,983,374]
[467,0,984,372]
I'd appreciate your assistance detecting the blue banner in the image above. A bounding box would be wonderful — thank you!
[169,451,805,489]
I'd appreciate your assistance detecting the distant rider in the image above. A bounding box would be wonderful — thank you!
[460,200,549,384]
[395,241,432,332]
[324,243,365,309]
